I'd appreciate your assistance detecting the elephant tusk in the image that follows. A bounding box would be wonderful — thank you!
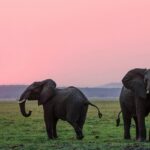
[147,90,150,94]
[18,99,26,104]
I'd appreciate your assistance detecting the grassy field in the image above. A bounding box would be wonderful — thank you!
[0,101,150,150]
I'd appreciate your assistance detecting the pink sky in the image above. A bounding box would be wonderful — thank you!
[0,0,150,86]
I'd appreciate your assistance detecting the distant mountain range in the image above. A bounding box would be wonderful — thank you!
[0,83,122,100]
[99,82,122,88]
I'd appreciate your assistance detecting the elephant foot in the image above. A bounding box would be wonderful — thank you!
[54,135,58,139]
[76,135,84,140]
[48,135,55,140]
[48,137,54,140]
[124,135,131,140]
[48,134,58,140]
[137,137,146,142]
[135,137,138,141]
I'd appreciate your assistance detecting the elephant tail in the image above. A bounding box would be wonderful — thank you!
[116,111,122,127]
[88,102,102,118]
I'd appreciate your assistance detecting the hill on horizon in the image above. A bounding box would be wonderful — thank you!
[99,82,122,88]
[0,83,122,100]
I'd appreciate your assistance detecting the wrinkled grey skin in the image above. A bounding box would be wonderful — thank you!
[119,68,150,142]
[18,79,102,140]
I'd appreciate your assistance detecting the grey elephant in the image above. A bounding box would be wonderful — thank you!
[117,68,150,141]
[18,79,102,140]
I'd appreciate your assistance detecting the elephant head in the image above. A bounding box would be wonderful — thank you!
[18,79,56,117]
[122,68,150,99]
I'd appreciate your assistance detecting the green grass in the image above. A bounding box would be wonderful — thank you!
[0,101,150,150]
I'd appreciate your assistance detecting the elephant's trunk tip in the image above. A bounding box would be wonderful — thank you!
[19,99,32,117]
[23,110,32,117]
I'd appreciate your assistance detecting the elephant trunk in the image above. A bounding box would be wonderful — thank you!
[19,99,32,117]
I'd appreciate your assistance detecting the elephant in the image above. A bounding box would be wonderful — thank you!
[18,79,102,140]
[117,68,150,141]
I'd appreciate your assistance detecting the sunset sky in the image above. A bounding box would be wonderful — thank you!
[0,0,150,86]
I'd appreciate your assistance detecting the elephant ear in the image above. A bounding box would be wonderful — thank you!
[122,68,147,99]
[38,79,56,105]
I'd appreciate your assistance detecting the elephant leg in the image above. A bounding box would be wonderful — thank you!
[44,109,54,139]
[69,121,84,140]
[133,116,139,140]
[77,119,85,131]
[77,105,88,130]
[136,101,146,141]
[122,113,131,139]
[52,118,58,138]
[137,115,146,141]
[76,119,85,139]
